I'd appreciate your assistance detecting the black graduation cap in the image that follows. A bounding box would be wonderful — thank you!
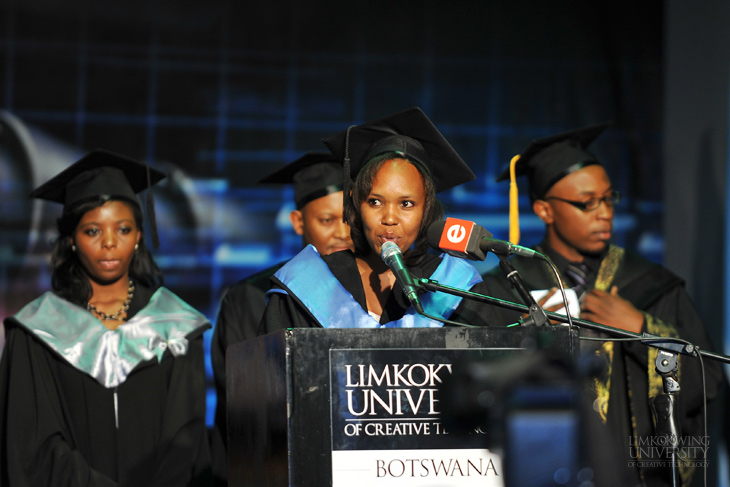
[322,107,475,194]
[497,121,611,200]
[495,121,611,244]
[258,151,343,210]
[30,149,167,247]
[30,149,166,208]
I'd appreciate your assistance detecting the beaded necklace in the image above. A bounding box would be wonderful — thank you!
[86,280,135,321]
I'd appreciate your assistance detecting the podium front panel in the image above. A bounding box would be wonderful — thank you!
[227,326,577,486]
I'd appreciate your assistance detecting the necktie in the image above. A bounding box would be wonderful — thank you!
[565,262,590,297]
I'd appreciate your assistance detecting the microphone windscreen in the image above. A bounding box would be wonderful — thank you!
[426,220,447,250]
[380,240,401,264]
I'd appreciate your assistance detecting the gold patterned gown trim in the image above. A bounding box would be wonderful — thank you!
[590,245,623,423]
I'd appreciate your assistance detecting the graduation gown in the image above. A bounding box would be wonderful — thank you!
[259,248,500,333]
[482,243,723,487]
[209,262,284,485]
[0,284,212,487]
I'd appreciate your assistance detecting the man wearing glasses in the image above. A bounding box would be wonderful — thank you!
[482,122,722,487]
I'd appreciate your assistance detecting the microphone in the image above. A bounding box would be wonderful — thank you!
[380,241,424,314]
[427,218,542,261]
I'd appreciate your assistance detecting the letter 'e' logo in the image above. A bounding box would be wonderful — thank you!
[447,224,466,243]
[438,217,473,253]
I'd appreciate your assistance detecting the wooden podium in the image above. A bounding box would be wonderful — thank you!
[226,326,578,487]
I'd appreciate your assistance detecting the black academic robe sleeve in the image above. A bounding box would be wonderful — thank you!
[210,270,276,485]
[0,321,211,487]
[257,285,321,333]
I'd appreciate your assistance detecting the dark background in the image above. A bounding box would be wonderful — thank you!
[1,0,728,483]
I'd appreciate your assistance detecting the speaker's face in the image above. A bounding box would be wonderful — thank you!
[360,158,426,256]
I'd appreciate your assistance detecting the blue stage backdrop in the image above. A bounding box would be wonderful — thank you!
[0,0,665,426]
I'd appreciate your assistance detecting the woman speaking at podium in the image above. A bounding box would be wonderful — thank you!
[258,107,500,332]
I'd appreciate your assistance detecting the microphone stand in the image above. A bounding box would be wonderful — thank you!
[497,254,550,327]
[416,276,730,487]
[650,349,681,486]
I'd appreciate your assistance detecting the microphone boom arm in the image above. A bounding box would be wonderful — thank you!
[415,276,730,364]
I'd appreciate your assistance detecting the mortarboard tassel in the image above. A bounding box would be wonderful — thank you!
[342,125,356,223]
[508,154,520,245]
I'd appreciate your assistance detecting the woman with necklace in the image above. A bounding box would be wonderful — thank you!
[0,150,211,486]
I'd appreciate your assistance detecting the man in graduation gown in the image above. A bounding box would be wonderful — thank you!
[209,152,353,484]
[482,122,724,487]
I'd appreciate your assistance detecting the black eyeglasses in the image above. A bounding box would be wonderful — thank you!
[544,190,621,212]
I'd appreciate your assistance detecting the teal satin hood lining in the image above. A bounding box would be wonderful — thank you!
[272,245,483,328]
[12,288,210,388]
